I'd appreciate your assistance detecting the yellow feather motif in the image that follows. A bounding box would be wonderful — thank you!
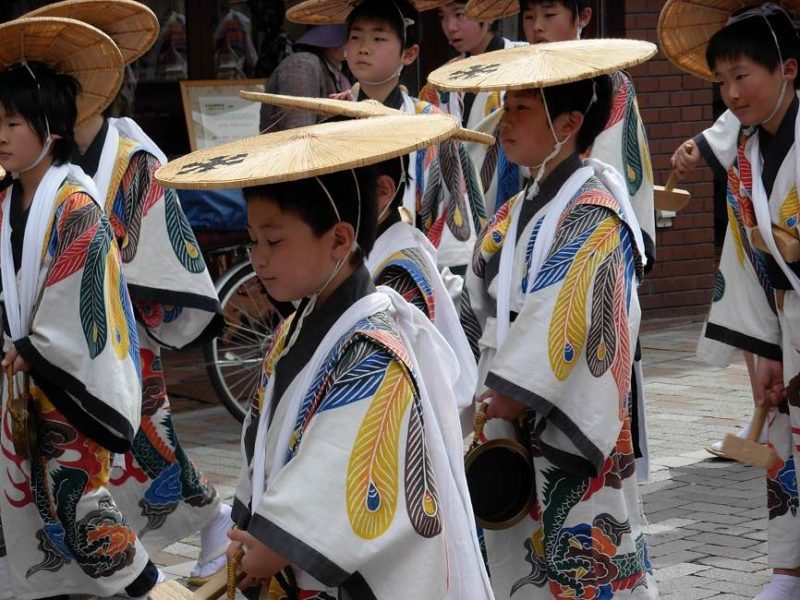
[346,361,412,540]
[548,218,619,381]
[639,118,653,185]
[483,91,501,118]
[779,185,799,233]
[726,202,745,265]
[105,250,129,360]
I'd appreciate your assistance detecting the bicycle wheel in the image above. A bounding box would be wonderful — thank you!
[205,261,283,421]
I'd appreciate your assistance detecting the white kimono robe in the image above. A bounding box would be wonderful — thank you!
[702,99,800,569]
[232,269,492,599]
[465,156,657,599]
[0,167,147,599]
[74,118,223,555]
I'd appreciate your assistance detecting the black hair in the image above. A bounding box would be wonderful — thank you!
[0,61,80,165]
[518,0,590,19]
[244,168,378,265]
[536,74,612,153]
[347,0,419,49]
[706,8,800,88]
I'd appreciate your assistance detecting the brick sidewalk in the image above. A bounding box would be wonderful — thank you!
[155,320,771,599]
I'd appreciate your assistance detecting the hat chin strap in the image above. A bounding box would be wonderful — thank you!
[761,77,788,126]
[360,61,404,86]
[13,120,52,177]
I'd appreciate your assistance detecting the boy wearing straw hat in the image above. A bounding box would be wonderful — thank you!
[156,114,493,599]
[467,0,657,483]
[22,0,235,586]
[288,0,488,280]
[419,1,527,216]
[660,3,800,598]
[428,38,658,598]
[0,16,166,600]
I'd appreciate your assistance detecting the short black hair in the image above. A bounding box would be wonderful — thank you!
[707,8,800,88]
[244,168,379,265]
[536,74,612,154]
[0,61,80,165]
[347,0,419,49]
[518,0,590,19]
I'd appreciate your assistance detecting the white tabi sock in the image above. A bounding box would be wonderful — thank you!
[191,502,233,578]
[755,574,800,600]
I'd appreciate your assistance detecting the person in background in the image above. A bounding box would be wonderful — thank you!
[259,24,350,132]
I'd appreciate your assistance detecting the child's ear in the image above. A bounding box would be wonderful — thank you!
[556,110,585,140]
[49,134,62,141]
[402,44,420,67]
[578,7,592,31]
[331,221,357,260]
[375,174,397,216]
[784,58,798,82]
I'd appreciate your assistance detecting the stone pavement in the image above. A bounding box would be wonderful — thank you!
[156,320,773,599]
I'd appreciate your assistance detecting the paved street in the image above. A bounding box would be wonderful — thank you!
[157,320,773,599]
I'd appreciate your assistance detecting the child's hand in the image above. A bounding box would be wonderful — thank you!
[670,139,702,178]
[484,390,527,421]
[1,345,30,373]
[754,357,785,407]
[329,89,354,101]
[228,528,290,590]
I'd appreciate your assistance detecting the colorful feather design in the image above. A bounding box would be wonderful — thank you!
[439,140,471,241]
[419,156,442,234]
[713,271,725,302]
[586,248,621,377]
[779,185,799,232]
[346,361,413,540]
[164,190,205,273]
[459,142,487,231]
[609,257,632,410]
[480,141,499,193]
[497,146,521,213]
[405,399,441,538]
[105,249,129,360]
[46,224,97,287]
[622,93,644,197]
[605,72,629,130]
[79,218,113,358]
[548,217,619,381]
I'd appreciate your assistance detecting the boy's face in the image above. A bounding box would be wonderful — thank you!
[522,1,585,44]
[713,55,793,128]
[346,16,413,84]
[247,197,341,302]
[500,89,568,167]
[0,107,46,173]
[438,3,488,55]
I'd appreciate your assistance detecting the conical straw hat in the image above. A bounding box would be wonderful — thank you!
[287,0,450,24]
[0,17,124,124]
[465,0,519,20]
[23,0,159,65]
[241,90,496,145]
[155,113,461,190]
[658,0,800,81]
[427,38,657,92]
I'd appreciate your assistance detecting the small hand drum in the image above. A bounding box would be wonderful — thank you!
[464,403,534,530]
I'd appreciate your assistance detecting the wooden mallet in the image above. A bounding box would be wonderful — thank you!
[719,405,779,468]
[654,172,691,211]
[146,549,244,599]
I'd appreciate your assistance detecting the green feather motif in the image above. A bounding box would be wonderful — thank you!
[164,189,205,273]
[79,218,112,358]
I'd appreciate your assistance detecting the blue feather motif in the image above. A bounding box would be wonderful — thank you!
[497,146,521,213]
[530,226,594,293]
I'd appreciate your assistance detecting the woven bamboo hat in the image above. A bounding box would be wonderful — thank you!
[24,0,160,65]
[0,17,124,124]
[465,0,519,20]
[155,113,461,189]
[427,38,657,92]
[242,90,496,144]
[658,0,800,81]
[287,0,450,24]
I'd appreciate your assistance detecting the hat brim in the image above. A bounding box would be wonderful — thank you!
[287,0,451,24]
[658,0,800,81]
[155,113,461,189]
[23,0,159,65]
[465,0,519,21]
[241,90,496,145]
[427,38,657,92]
[0,17,124,124]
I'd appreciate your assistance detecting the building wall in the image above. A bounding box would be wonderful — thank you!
[625,0,718,320]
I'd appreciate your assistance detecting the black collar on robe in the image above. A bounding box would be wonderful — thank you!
[269,265,376,424]
[483,152,582,289]
[758,94,798,197]
[71,117,109,177]
[461,34,505,127]
[357,84,404,110]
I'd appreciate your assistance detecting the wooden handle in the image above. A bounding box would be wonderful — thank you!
[227,548,244,600]
[665,171,678,192]
[469,403,488,451]
[747,405,769,443]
